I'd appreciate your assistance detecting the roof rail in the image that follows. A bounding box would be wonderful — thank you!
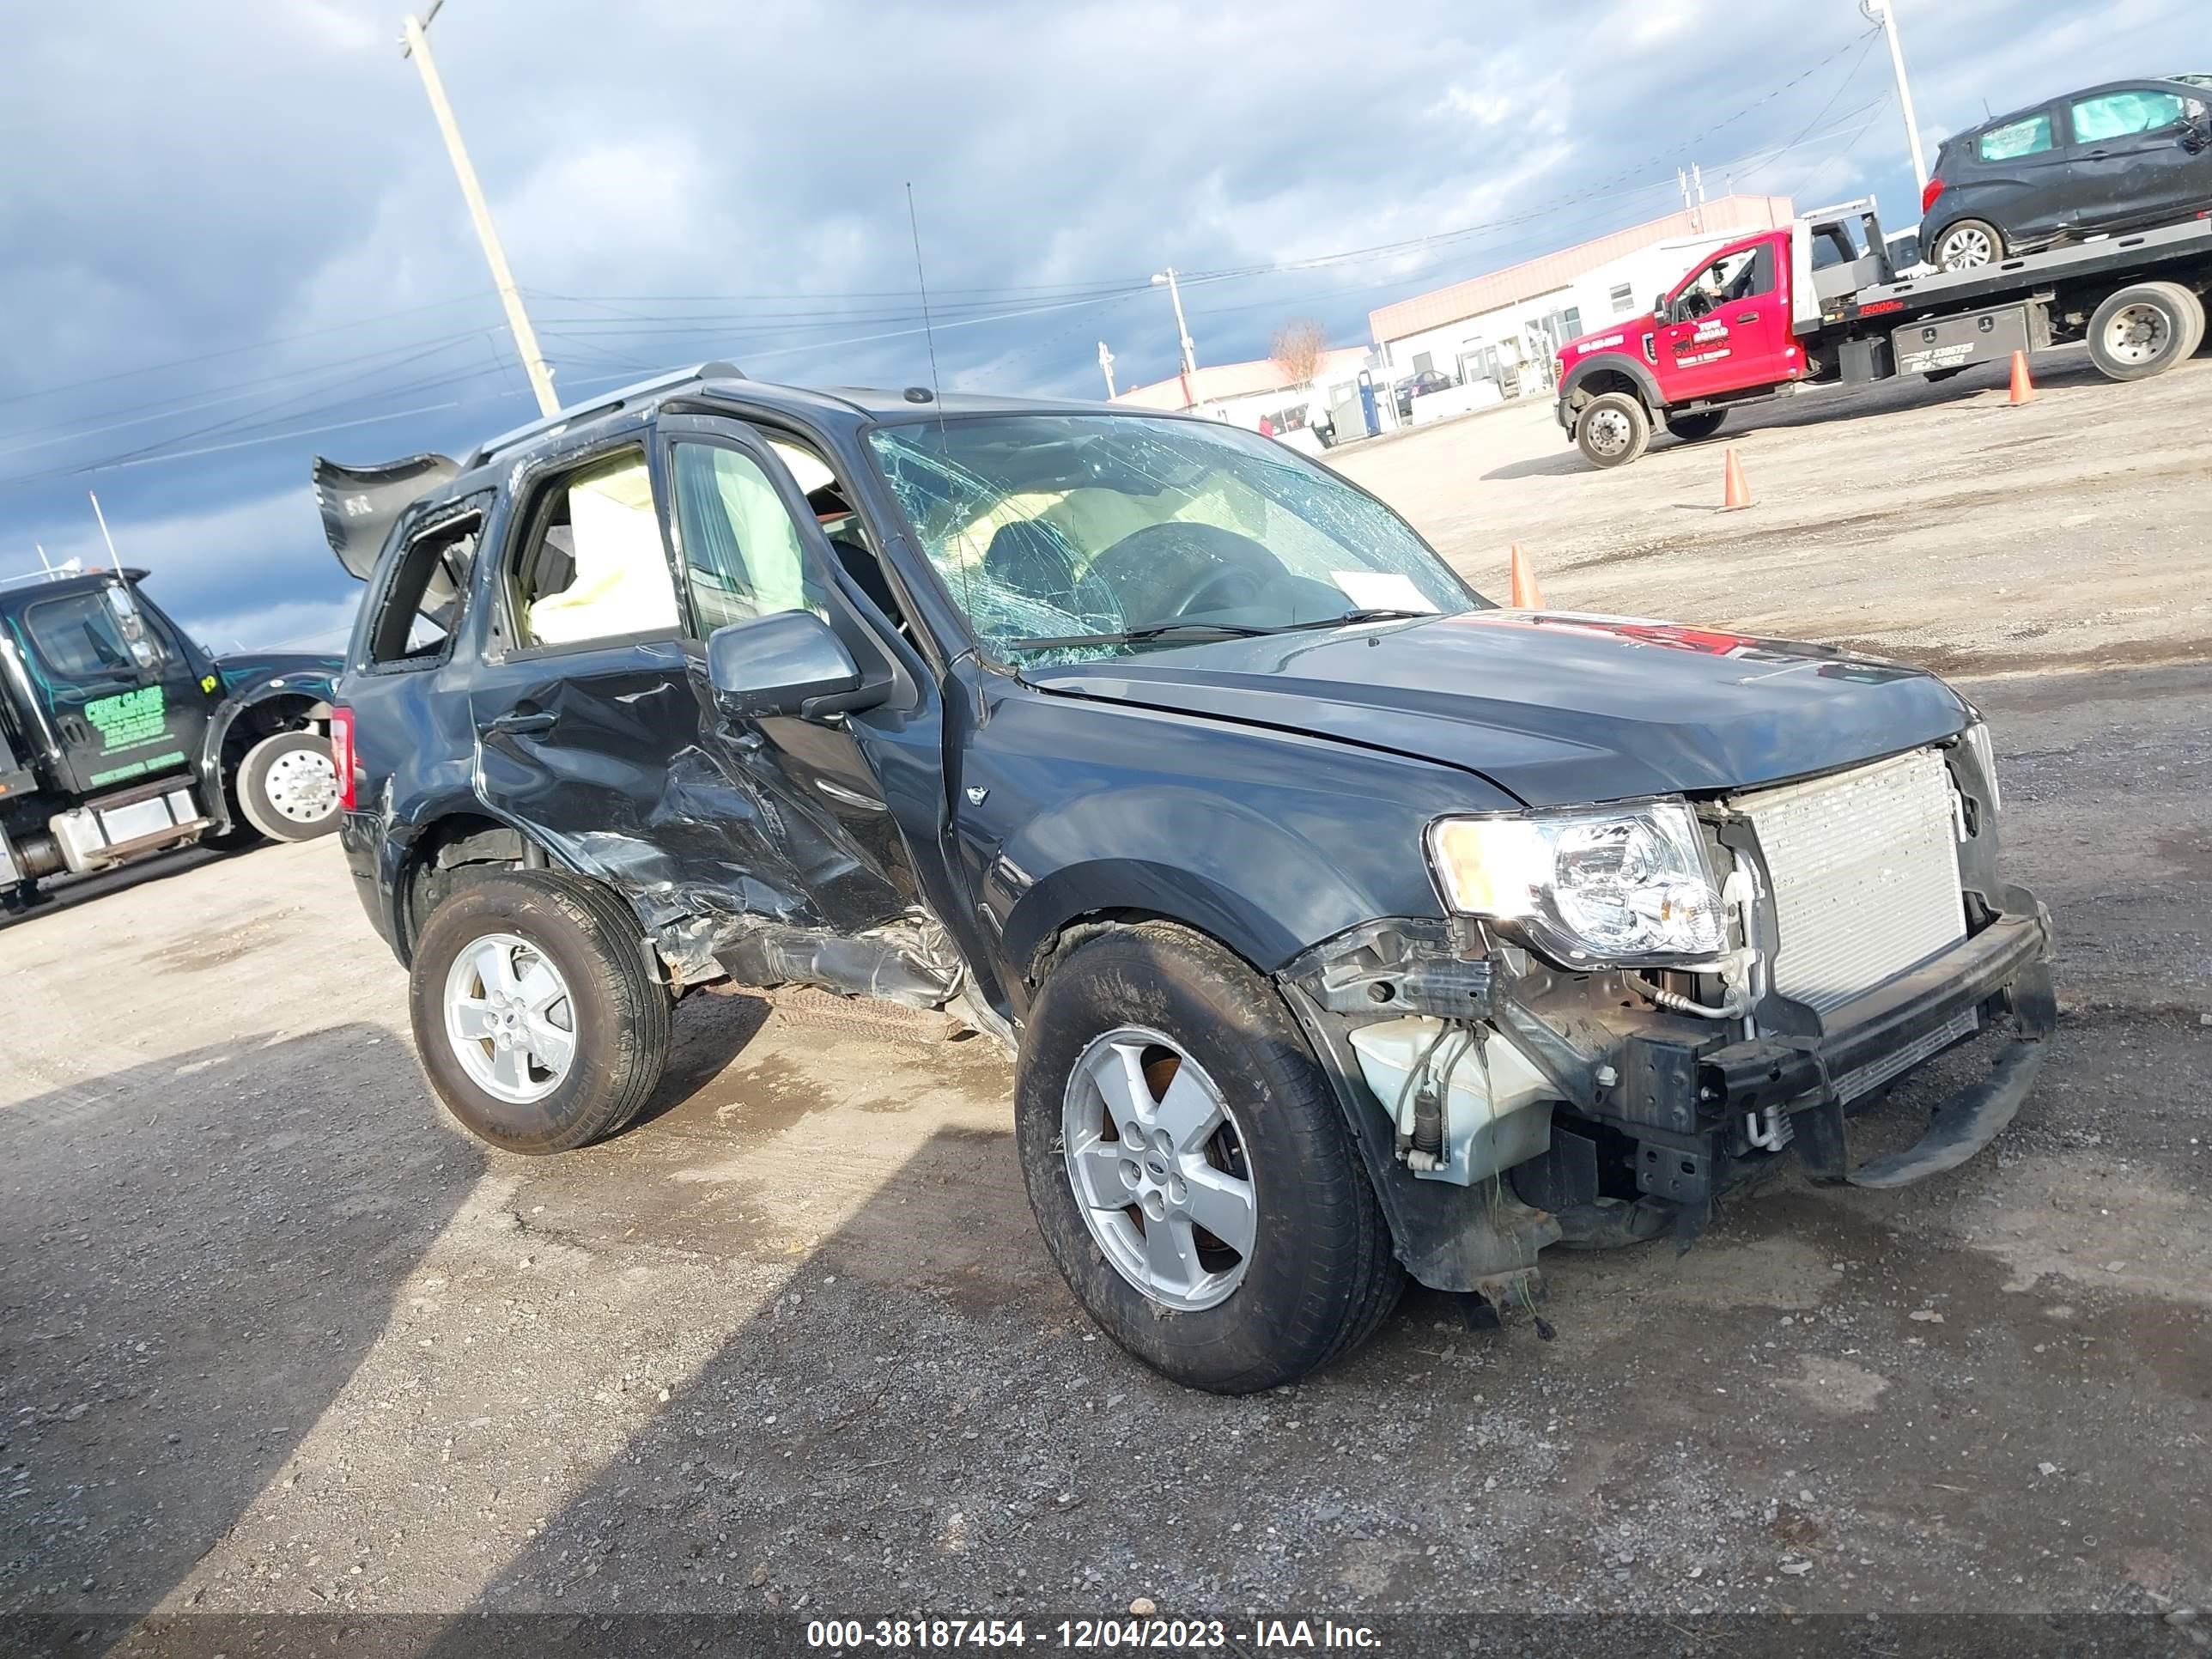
[465,360,745,469]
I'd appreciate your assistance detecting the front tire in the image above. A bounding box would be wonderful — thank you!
[1663,409,1728,443]
[235,729,341,842]
[408,871,672,1155]
[1931,217,2003,270]
[1015,922,1404,1394]
[1574,391,1650,468]
[2086,281,2205,380]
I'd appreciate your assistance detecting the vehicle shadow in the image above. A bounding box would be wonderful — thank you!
[0,1025,487,1657]
[0,847,233,935]
[1475,349,2138,483]
[622,988,777,1135]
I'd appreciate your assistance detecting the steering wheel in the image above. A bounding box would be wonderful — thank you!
[1087,521,1279,622]
[1162,562,1268,617]
[1675,289,1713,320]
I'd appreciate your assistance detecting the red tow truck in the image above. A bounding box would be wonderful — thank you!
[1553,197,2212,467]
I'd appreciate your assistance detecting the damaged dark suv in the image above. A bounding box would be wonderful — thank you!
[319,364,2054,1394]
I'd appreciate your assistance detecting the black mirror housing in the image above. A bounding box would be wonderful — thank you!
[705,610,865,720]
[1652,293,1670,324]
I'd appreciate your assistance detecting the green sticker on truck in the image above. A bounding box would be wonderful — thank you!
[84,685,169,754]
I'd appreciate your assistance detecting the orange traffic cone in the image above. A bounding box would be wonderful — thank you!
[2008,349,2036,404]
[1721,447,1753,511]
[1508,543,1545,609]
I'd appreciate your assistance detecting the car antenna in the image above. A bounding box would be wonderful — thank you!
[904,180,971,613]
[904,181,947,421]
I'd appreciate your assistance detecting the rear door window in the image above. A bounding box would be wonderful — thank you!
[508,449,681,651]
[1979,112,2055,161]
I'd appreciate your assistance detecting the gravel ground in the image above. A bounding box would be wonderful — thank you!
[1332,346,2212,678]
[3,360,2209,1651]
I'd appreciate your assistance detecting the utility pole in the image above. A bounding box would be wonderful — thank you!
[1862,0,1929,197]
[401,3,559,416]
[1097,341,1117,399]
[1150,268,1198,379]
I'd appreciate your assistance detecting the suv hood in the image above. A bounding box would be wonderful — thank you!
[1022,611,1971,807]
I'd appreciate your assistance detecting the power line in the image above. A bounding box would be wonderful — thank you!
[0,294,491,413]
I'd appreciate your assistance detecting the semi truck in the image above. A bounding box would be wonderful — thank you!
[0,565,343,910]
[1554,196,2212,466]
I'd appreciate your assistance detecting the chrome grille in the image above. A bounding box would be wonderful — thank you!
[1735,748,1966,1018]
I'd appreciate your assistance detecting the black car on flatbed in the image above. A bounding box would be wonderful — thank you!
[0,565,343,910]
[319,365,2056,1393]
[1919,76,2212,271]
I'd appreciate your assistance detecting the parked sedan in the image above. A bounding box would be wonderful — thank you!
[1392,368,1455,417]
[1921,77,2212,270]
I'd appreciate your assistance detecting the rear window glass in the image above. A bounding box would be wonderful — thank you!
[369,511,479,665]
[1978,112,2054,161]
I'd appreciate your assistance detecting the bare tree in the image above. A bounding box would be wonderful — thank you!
[1269,319,1328,386]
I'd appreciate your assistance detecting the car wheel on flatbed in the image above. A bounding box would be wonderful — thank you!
[236,729,342,842]
[2086,281,2206,380]
[1574,392,1650,468]
[408,870,672,1154]
[1931,217,2003,270]
[1014,921,1405,1394]
[1663,409,1728,443]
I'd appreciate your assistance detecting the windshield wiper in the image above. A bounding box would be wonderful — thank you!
[1008,621,1279,650]
[1268,607,1437,632]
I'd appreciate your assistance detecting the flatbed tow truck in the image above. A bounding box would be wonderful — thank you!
[1554,196,2212,465]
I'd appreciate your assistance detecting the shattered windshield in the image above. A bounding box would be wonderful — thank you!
[866,414,1477,662]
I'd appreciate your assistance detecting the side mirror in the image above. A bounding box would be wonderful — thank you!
[1652,293,1670,324]
[705,609,874,720]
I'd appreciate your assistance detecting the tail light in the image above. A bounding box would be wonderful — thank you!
[329,706,358,811]
[1920,176,1945,215]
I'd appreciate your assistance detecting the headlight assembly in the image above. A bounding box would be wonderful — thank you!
[1425,801,1727,968]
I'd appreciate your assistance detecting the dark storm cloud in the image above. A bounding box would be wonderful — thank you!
[0,0,2193,644]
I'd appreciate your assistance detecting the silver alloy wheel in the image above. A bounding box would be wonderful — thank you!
[443,933,577,1105]
[1938,224,1995,270]
[1584,406,1632,457]
[261,744,339,824]
[1060,1026,1257,1312]
[2100,301,2171,366]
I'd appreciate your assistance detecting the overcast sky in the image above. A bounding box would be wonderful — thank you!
[0,0,2196,652]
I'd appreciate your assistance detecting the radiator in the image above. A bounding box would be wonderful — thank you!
[1735,747,1967,1020]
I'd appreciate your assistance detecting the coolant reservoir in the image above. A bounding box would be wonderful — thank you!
[1347,1017,1554,1186]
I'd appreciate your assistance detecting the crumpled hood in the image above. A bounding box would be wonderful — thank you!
[1021,611,1972,808]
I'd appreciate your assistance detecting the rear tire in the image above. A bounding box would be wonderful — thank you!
[235,729,341,842]
[1015,921,1404,1394]
[1663,409,1728,443]
[1574,392,1650,469]
[409,871,672,1155]
[1930,217,2003,270]
[2086,282,2204,380]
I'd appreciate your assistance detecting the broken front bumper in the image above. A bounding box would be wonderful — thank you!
[1284,898,2055,1291]
[1691,907,2055,1189]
